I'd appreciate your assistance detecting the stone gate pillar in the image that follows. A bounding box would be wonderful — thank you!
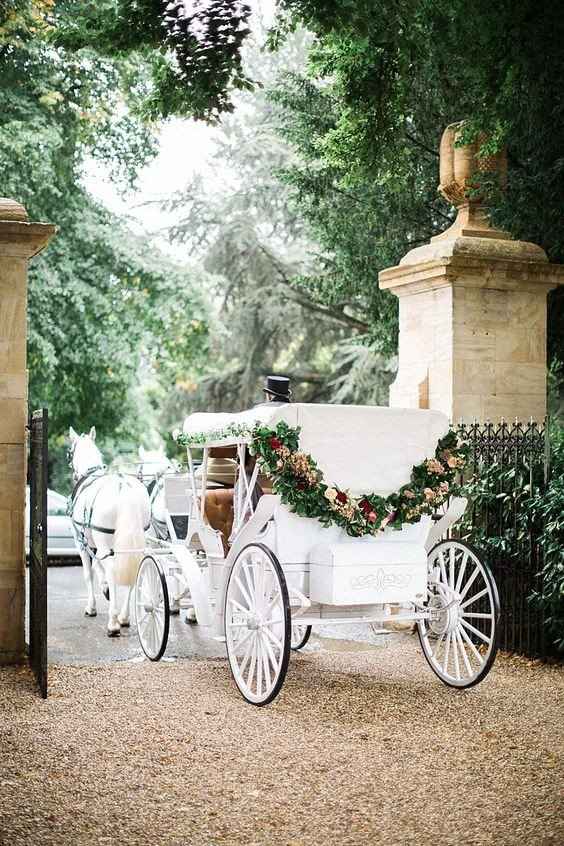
[379,123,564,421]
[0,199,55,664]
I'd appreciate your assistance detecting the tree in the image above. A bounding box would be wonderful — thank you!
[51,0,254,121]
[1,1,210,488]
[160,27,394,429]
[269,0,564,362]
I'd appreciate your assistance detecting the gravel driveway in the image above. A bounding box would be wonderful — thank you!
[1,635,562,846]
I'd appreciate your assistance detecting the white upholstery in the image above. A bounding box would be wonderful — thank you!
[183,404,449,497]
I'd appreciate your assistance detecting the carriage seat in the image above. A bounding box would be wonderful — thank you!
[204,489,234,554]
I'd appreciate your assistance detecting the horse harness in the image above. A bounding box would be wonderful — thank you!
[68,466,149,562]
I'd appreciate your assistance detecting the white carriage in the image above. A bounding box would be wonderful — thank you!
[135,404,500,705]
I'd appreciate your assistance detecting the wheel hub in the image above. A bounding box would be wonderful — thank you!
[428,589,460,635]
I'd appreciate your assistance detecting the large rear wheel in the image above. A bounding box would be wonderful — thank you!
[418,540,499,688]
[225,544,291,705]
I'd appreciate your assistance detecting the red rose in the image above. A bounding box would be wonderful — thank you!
[297,480,306,491]
[269,436,281,450]
[336,491,348,504]
[367,511,377,523]
[360,498,372,514]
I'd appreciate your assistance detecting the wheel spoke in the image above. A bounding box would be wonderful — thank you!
[438,550,448,586]
[448,546,455,589]
[235,575,253,611]
[228,597,250,616]
[456,629,473,677]
[261,637,271,690]
[462,612,493,620]
[238,633,255,675]
[460,618,491,644]
[452,631,461,680]
[442,631,451,674]
[256,639,263,696]
[459,565,480,601]
[429,631,445,660]
[262,630,280,671]
[263,626,283,651]
[454,552,468,593]
[461,587,488,609]
[459,623,485,665]
[246,639,257,692]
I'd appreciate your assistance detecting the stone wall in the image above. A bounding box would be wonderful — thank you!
[0,200,55,664]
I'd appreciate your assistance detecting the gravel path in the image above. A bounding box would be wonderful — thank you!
[1,635,562,846]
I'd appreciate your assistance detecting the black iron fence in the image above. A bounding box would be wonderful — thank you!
[455,419,551,659]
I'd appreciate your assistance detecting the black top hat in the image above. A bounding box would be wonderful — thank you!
[263,375,292,402]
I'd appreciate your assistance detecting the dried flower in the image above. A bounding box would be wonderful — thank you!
[426,458,444,475]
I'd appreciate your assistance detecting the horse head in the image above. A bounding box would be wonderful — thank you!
[68,426,104,481]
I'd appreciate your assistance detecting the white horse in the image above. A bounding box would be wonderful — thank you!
[69,427,151,637]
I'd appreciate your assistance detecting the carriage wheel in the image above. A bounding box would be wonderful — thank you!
[225,544,291,706]
[291,624,312,651]
[135,555,170,661]
[418,540,499,688]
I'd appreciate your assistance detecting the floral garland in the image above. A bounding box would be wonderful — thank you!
[177,420,469,538]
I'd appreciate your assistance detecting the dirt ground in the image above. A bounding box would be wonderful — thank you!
[1,634,562,846]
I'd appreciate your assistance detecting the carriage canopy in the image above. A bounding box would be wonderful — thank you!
[182,404,449,497]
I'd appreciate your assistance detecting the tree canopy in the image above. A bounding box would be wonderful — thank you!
[268,0,564,361]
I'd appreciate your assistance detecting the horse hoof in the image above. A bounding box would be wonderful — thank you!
[170,607,180,616]
[84,608,97,618]
[107,628,121,638]
[102,585,109,601]
[118,619,130,628]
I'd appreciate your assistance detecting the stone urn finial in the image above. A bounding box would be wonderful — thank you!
[436,121,508,240]
[438,121,507,206]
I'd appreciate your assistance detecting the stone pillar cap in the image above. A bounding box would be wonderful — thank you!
[0,198,29,221]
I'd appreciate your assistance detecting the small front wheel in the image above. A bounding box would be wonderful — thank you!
[291,624,312,651]
[135,555,170,661]
[225,544,291,705]
[418,540,499,688]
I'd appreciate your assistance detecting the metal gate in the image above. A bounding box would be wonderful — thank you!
[28,408,48,698]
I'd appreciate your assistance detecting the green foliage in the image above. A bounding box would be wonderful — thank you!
[460,424,564,654]
[528,428,564,652]
[52,0,254,121]
[162,28,389,426]
[268,0,564,362]
[1,1,210,490]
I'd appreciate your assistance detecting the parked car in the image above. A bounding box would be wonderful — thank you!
[25,487,79,561]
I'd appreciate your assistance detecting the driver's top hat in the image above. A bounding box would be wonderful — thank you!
[263,375,291,402]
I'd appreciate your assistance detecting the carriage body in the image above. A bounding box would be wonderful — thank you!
[136,403,500,703]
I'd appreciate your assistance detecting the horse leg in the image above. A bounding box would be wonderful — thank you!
[103,559,121,637]
[91,556,109,600]
[118,585,132,627]
[80,549,97,617]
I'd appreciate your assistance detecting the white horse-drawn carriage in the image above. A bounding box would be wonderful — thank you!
[133,403,500,705]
